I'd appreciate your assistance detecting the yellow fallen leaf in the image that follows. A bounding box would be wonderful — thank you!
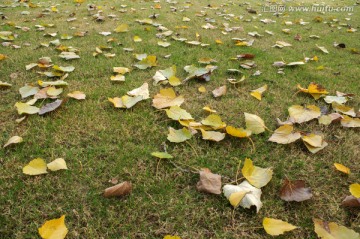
[15,102,40,115]
[152,88,184,109]
[47,158,68,171]
[250,85,268,101]
[67,91,86,100]
[108,97,125,108]
[202,106,216,113]
[242,158,273,188]
[350,184,360,198]
[226,126,251,138]
[167,127,192,143]
[114,24,129,33]
[121,95,143,108]
[263,217,297,236]
[198,86,206,93]
[334,163,350,175]
[201,114,226,130]
[0,54,8,60]
[341,115,360,128]
[23,158,48,175]
[113,67,130,74]
[200,129,226,142]
[302,133,328,153]
[163,236,181,239]
[165,106,193,120]
[332,102,356,117]
[47,87,63,97]
[38,215,68,239]
[313,218,360,239]
[288,105,321,124]
[297,82,328,100]
[3,136,23,148]
[133,36,142,42]
[215,39,223,44]
[268,125,301,144]
[244,112,267,134]
[229,191,248,208]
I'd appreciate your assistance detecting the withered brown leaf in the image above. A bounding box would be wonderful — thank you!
[39,99,64,115]
[104,181,132,198]
[196,168,222,194]
[280,179,312,202]
[342,195,360,207]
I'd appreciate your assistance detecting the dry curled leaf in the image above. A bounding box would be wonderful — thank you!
[196,168,222,194]
[104,181,132,198]
[280,179,312,202]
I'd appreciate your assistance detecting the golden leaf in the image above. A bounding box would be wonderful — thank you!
[297,82,328,100]
[38,215,68,239]
[250,85,268,101]
[15,102,40,115]
[334,163,350,175]
[268,125,301,144]
[201,114,226,130]
[23,158,48,175]
[350,184,360,198]
[226,126,251,138]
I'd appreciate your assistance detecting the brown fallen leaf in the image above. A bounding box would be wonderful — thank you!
[196,168,222,194]
[104,181,132,198]
[280,179,312,202]
[342,195,360,207]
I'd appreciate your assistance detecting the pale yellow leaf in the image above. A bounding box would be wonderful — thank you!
[313,218,360,239]
[67,91,86,100]
[200,129,225,142]
[250,85,267,101]
[242,158,273,188]
[244,112,267,134]
[201,114,226,130]
[263,217,297,236]
[23,158,48,175]
[15,102,40,115]
[288,105,321,123]
[226,126,251,138]
[268,125,301,144]
[165,106,193,120]
[3,136,23,148]
[167,127,192,143]
[47,158,68,171]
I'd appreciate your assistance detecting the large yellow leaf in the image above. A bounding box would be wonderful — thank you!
[313,218,360,239]
[301,133,328,153]
[38,215,68,239]
[242,158,273,188]
[250,85,268,101]
[200,129,225,142]
[268,124,301,144]
[201,114,226,130]
[297,82,328,100]
[288,105,321,123]
[47,158,68,171]
[15,102,40,115]
[226,126,251,138]
[23,158,48,175]
[244,112,267,134]
[165,106,193,120]
[152,88,184,109]
[263,217,297,236]
[350,184,360,198]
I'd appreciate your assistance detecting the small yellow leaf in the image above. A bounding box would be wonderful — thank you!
[47,158,68,171]
[229,191,247,207]
[198,86,206,93]
[226,126,251,138]
[108,97,125,108]
[268,125,301,144]
[297,82,328,100]
[242,158,273,188]
[23,158,48,175]
[47,87,63,97]
[113,67,130,74]
[133,36,142,42]
[201,114,226,130]
[263,217,297,236]
[215,39,223,44]
[0,54,8,60]
[250,85,267,101]
[163,235,181,239]
[111,75,125,82]
[152,88,184,109]
[341,115,360,128]
[334,163,350,175]
[202,106,216,113]
[67,91,86,100]
[200,129,226,142]
[350,184,360,198]
[167,127,192,143]
[38,215,68,239]
[3,136,23,148]
[332,102,356,117]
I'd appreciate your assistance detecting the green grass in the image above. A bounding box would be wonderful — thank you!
[1,0,360,238]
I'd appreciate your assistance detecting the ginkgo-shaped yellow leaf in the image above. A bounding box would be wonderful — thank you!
[242,158,273,188]
[201,114,226,130]
[350,184,360,198]
[301,133,328,153]
[226,126,252,138]
[200,129,226,142]
[244,113,267,134]
[23,158,48,175]
[288,105,321,124]
[268,124,301,144]
[167,127,192,143]
[3,136,23,148]
[47,158,68,171]
[38,215,68,239]
[334,163,350,175]
[250,85,268,101]
[114,24,129,33]
[297,82,328,100]
[313,218,360,239]
[152,88,184,109]
[263,217,297,236]
[165,106,193,120]
[15,102,40,115]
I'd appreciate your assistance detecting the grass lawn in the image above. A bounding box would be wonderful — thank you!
[1,0,360,238]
